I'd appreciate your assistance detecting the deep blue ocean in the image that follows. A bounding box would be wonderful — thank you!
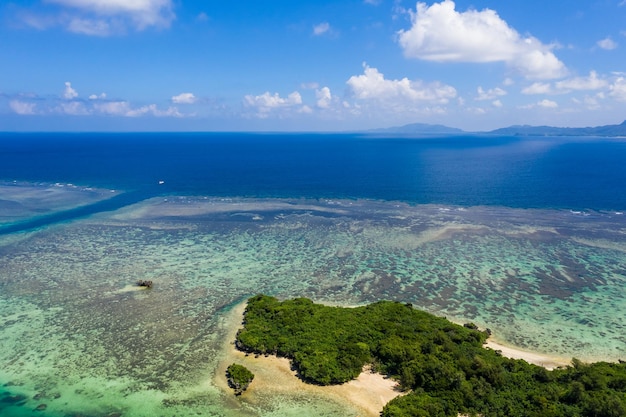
[1,132,625,212]
[2,132,626,417]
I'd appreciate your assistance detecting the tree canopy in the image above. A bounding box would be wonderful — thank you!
[236,294,626,417]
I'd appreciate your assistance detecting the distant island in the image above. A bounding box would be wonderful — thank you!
[367,123,465,135]
[236,294,626,417]
[368,120,626,137]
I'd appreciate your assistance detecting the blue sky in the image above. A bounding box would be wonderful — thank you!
[2,0,626,131]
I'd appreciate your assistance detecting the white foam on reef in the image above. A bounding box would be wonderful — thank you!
[0,181,120,224]
[1,197,625,416]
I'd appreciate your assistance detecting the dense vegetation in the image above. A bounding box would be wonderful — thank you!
[226,363,255,395]
[236,294,626,417]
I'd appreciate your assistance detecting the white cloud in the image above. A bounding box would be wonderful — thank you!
[171,92,197,104]
[316,87,332,108]
[492,100,503,108]
[243,91,305,118]
[58,101,90,115]
[244,91,302,108]
[10,100,37,115]
[397,0,566,79]
[609,77,626,101]
[597,37,618,50]
[313,22,331,36]
[346,64,456,104]
[555,71,608,92]
[574,94,605,110]
[66,17,112,36]
[475,86,506,101]
[467,107,486,115]
[522,82,552,95]
[537,99,558,108]
[47,0,174,28]
[301,82,320,90]
[519,99,558,110]
[126,104,182,117]
[8,85,187,118]
[63,81,78,99]
[23,0,174,35]
[93,101,132,115]
[93,100,181,117]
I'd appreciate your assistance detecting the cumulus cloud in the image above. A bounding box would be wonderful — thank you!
[171,92,197,104]
[23,0,174,36]
[597,37,618,50]
[63,81,78,99]
[346,64,456,104]
[572,93,605,111]
[93,100,181,117]
[555,71,608,92]
[537,99,558,108]
[522,82,552,95]
[93,101,132,115]
[58,101,89,115]
[7,82,186,118]
[475,86,506,101]
[519,99,558,110]
[316,87,332,108]
[313,22,331,36]
[397,0,566,79]
[609,77,626,101]
[243,91,305,118]
[523,72,609,96]
[244,91,302,108]
[10,100,37,115]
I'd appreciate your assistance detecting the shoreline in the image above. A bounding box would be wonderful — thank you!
[213,301,587,416]
[484,339,571,370]
[214,301,403,417]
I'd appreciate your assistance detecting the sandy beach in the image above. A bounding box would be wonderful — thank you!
[484,339,572,370]
[214,302,576,416]
[214,302,403,417]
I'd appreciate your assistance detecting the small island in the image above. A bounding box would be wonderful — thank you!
[226,363,255,395]
[235,294,626,417]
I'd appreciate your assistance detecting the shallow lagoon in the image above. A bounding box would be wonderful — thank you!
[1,189,625,416]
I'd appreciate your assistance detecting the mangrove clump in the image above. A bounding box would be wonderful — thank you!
[226,363,254,395]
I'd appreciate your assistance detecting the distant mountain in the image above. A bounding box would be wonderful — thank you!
[487,120,626,136]
[368,122,465,135]
[367,120,626,137]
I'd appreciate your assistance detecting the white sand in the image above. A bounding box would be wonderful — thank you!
[484,339,571,370]
[214,302,574,417]
[214,302,403,417]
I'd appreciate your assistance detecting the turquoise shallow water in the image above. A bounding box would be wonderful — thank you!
[1,189,625,416]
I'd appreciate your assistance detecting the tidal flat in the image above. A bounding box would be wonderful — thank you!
[1,192,625,416]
